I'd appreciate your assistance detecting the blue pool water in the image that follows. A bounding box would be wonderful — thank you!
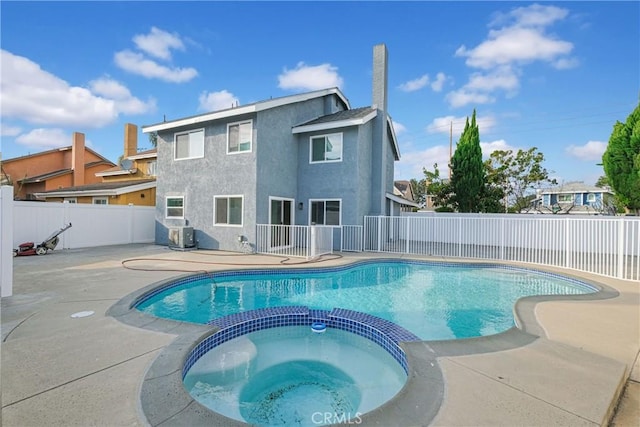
[183,326,406,426]
[137,261,596,340]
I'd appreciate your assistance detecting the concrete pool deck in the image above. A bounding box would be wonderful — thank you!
[1,243,638,426]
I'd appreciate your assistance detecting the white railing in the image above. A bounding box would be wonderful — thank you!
[364,214,640,281]
[341,225,363,252]
[256,224,333,259]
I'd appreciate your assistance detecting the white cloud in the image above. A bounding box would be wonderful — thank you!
[427,114,497,137]
[480,139,515,158]
[198,90,239,112]
[278,62,343,91]
[133,27,185,60]
[15,128,70,150]
[1,123,21,137]
[398,74,429,92]
[89,77,156,114]
[445,90,495,108]
[456,26,574,69]
[430,72,447,92]
[1,50,118,127]
[0,50,154,129]
[392,120,406,135]
[466,67,520,92]
[114,50,198,83]
[553,57,580,70]
[395,144,452,180]
[566,140,607,161]
[448,3,575,108]
[490,3,569,28]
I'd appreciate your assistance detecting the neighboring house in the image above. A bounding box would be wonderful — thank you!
[535,181,616,215]
[143,44,407,251]
[393,180,420,211]
[1,133,115,200]
[34,123,157,206]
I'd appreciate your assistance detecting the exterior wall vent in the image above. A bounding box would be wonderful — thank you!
[168,226,195,249]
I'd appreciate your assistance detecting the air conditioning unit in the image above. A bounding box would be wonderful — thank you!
[168,226,195,248]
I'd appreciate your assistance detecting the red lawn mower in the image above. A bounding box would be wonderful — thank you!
[13,223,72,257]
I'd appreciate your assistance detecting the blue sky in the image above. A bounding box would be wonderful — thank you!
[1,1,638,186]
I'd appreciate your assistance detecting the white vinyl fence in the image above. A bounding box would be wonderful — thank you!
[256,224,333,259]
[13,201,156,249]
[363,214,640,281]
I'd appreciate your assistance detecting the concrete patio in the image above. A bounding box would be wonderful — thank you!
[1,243,638,426]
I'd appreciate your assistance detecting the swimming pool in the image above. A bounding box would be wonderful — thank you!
[135,260,597,340]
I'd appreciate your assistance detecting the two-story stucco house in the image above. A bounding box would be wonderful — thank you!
[143,44,409,251]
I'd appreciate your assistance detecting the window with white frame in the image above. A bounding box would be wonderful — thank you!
[587,193,596,203]
[93,197,108,205]
[227,120,252,154]
[174,129,204,160]
[310,133,342,163]
[166,196,184,218]
[558,194,573,203]
[310,199,341,226]
[63,198,77,204]
[214,196,243,226]
[146,160,157,176]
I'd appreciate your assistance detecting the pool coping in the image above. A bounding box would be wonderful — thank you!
[106,258,621,426]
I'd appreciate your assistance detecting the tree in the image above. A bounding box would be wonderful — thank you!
[450,110,485,212]
[422,163,454,209]
[149,131,158,148]
[410,178,427,207]
[602,101,640,215]
[595,175,626,215]
[484,147,557,213]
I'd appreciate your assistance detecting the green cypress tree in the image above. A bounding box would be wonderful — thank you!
[450,109,485,212]
[602,101,640,214]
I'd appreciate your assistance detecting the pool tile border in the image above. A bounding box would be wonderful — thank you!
[183,306,421,379]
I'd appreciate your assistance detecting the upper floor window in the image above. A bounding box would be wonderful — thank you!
[146,160,157,176]
[310,199,341,226]
[166,196,184,219]
[310,133,342,163]
[227,120,252,154]
[214,196,243,226]
[175,129,204,160]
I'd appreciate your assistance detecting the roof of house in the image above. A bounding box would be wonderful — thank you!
[127,148,157,160]
[394,180,411,194]
[292,106,400,160]
[294,107,376,128]
[33,179,156,198]
[17,159,116,184]
[143,87,351,133]
[541,181,612,194]
[19,168,72,183]
[2,145,115,165]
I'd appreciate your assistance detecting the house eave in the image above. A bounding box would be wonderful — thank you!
[95,168,138,177]
[386,192,420,208]
[387,115,400,161]
[291,110,377,134]
[33,181,156,198]
[142,88,350,133]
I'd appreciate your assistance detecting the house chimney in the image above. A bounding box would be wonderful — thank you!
[124,123,138,157]
[71,132,85,186]
[372,44,388,114]
[371,44,389,215]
